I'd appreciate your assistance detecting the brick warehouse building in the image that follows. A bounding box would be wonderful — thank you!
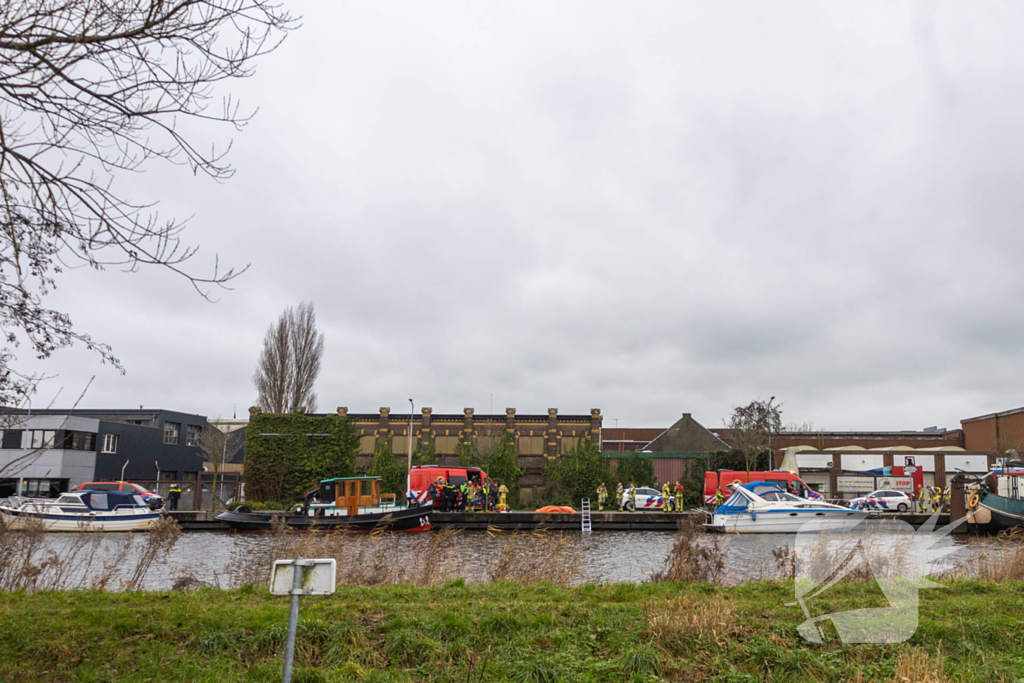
[254,407,603,493]
[961,406,1024,452]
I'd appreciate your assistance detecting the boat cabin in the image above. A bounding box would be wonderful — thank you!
[52,490,149,511]
[317,476,382,515]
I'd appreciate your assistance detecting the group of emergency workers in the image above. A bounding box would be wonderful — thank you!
[593,480,686,512]
[922,486,950,513]
[426,476,509,512]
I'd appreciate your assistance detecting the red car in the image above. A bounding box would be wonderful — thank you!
[72,481,164,509]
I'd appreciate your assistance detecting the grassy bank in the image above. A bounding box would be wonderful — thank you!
[1,580,1023,682]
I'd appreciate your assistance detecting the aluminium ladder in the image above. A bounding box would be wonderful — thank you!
[581,499,592,533]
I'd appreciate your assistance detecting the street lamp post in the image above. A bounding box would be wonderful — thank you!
[407,399,414,499]
[767,396,776,468]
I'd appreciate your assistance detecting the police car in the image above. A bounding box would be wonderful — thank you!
[619,486,664,510]
[848,489,912,513]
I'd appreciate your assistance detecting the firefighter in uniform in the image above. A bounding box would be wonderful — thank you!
[596,482,608,511]
[615,483,624,510]
[459,482,469,511]
[662,482,672,512]
[480,482,490,512]
[674,482,684,510]
[498,483,509,509]
[168,484,182,511]
[714,487,725,510]
[627,484,637,512]
[932,487,942,513]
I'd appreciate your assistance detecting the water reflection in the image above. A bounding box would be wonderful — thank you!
[32,528,1004,591]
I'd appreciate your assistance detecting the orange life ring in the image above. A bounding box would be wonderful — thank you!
[968,493,979,508]
[732,479,742,487]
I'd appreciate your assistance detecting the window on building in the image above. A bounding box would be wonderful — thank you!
[1,430,22,449]
[102,433,118,454]
[62,431,97,451]
[27,430,56,449]
[163,422,180,445]
[186,424,201,447]
[125,419,151,426]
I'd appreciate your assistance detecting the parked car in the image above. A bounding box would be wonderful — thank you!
[72,481,164,509]
[849,490,912,512]
[620,486,664,511]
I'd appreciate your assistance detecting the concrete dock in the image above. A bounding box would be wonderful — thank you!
[168,508,952,533]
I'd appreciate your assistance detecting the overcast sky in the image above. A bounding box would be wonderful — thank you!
[20,0,1024,432]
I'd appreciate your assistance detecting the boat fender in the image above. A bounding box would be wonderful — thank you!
[968,494,979,508]
[751,510,756,522]
[974,506,991,525]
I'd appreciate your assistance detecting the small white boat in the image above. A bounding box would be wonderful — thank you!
[0,490,164,532]
[706,481,869,534]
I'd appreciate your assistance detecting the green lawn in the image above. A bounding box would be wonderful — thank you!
[1,581,1022,682]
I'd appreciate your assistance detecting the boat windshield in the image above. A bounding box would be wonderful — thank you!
[759,491,805,502]
[56,495,85,505]
[717,490,750,512]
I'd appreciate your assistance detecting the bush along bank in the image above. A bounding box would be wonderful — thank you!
[1,580,1023,682]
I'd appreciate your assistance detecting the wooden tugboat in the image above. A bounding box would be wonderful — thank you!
[967,465,1024,532]
[216,476,432,532]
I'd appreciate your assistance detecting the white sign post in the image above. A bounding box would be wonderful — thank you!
[270,558,336,683]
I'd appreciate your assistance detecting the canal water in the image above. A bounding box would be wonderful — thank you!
[28,528,1007,591]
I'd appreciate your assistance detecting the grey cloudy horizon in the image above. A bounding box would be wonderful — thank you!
[19,0,1024,432]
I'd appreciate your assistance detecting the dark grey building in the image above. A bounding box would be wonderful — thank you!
[0,408,211,497]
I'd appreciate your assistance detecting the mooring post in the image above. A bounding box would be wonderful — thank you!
[281,559,305,683]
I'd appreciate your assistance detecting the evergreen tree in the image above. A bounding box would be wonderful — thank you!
[615,453,657,488]
[543,436,612,504]
[369,439,408,498]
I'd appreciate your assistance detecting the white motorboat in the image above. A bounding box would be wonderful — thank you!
[0,490,164,532]
[706,481,869,534]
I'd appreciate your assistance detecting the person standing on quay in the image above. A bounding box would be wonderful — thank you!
[596,482,607,511]
[168,483,182,511]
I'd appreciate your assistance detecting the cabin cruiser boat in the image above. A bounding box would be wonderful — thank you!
[0,490,164,532]
[706,481,870,534]
[216,476,431,532]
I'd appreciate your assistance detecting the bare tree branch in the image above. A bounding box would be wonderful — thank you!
[1,0,297,405]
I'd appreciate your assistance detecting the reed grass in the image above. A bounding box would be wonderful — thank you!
[0,515,181,591]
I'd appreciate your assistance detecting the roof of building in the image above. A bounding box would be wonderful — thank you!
[961,406,1024,424]
[644,413,731,453]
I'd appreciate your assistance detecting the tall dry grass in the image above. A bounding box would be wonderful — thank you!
[945,528,1024,581]
[228,525,466,588]
[650,516,726,583]
[487,528,584,585]
[0,515,182,591]
[227,525,586,589]
[891,646,950,683]
[644,593,738,649]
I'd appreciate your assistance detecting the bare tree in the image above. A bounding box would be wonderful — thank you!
[252,301,323,413]
[0,0,296,405]
[288,302,323,414]
[725,398,783,476]
[253,315,291,413]
[196,423,242,511]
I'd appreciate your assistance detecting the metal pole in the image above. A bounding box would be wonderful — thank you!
[282,559,304,683]
[407,398,414,498]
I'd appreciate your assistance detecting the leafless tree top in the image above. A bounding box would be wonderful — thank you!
[1,0,296,404]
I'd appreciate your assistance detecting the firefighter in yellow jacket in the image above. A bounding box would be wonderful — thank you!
[662,482,672,512]
[596,483,608,511]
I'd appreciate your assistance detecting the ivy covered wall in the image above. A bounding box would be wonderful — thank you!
[244,412,360,502]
